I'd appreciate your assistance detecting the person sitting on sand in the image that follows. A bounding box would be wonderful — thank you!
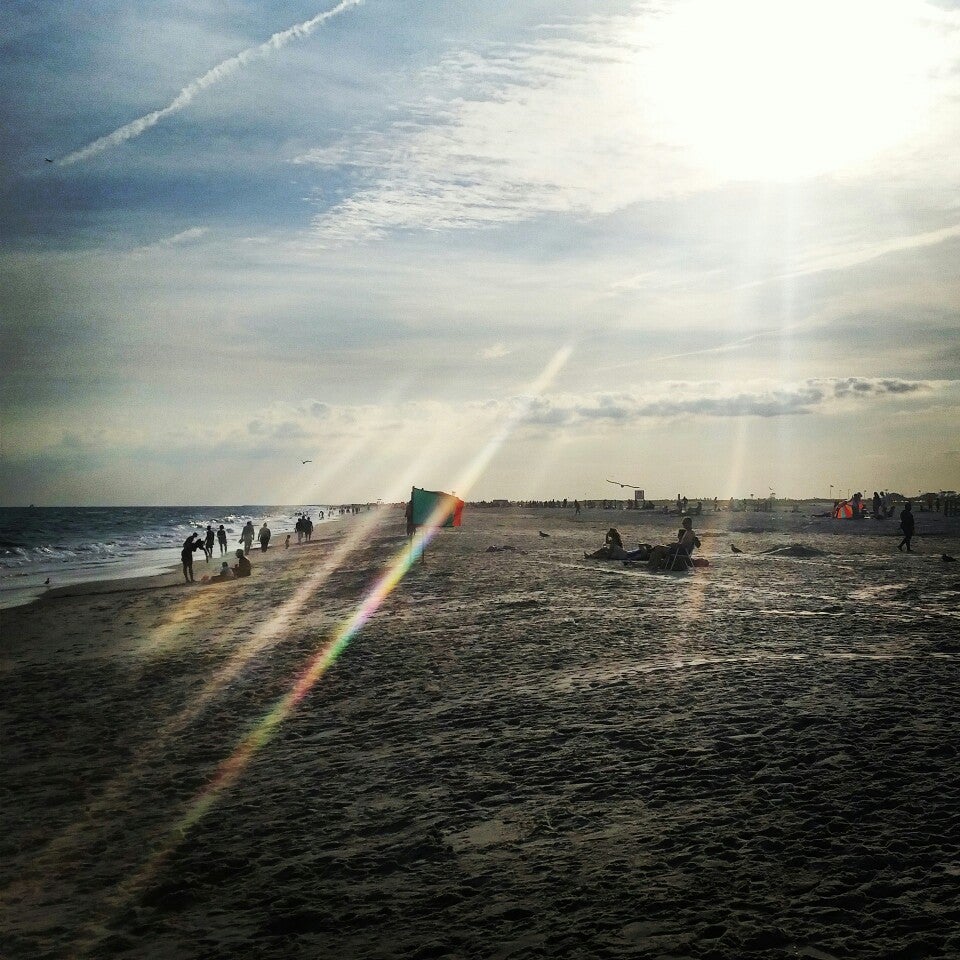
[233,549,252,578]
[207,561,234,583]
[648,517,700,571]
[584,527,630,560]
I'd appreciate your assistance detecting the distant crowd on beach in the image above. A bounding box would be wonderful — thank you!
[178,511,322,584]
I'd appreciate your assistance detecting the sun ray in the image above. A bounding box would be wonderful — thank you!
[68,345,573,954]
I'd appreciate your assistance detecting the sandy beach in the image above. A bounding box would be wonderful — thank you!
[2,506,959,959]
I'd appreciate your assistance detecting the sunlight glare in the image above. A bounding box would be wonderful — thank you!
[644,0,938,180]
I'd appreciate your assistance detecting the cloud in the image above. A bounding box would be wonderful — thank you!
[299,14,715,243]
[56,0,364,167]
[297,1,960,246]
[739,222,960,287]
[159,227,209,247]
[481,343,512,359]
[514,378,941,426]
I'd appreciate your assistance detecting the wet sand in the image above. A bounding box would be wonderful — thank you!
[2,507,959,959]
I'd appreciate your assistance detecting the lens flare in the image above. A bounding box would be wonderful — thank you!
[69,345,573,954]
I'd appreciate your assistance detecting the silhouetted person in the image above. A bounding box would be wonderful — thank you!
[217,524,228,555]
[204,524,215,561]
[258,522,271,551]
[239,520,255,555]
[898,502,915,552]
[181,534,203,582]
[233,549,252,578]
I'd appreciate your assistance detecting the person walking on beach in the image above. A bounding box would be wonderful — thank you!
[204,525,215,561]
[258,522,271,552]
[217,524,228,555]
[296,515,305,544]
[574,499,581,516]
[239,520,255,555]
[898,502,915,552]
[304,515,314,541]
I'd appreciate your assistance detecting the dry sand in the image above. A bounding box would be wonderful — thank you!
[2,507,959,959]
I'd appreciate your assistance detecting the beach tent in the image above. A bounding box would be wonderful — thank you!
[410,487,464,528]
[833,500,854,519]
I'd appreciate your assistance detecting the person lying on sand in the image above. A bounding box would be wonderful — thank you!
[233,549,252,578]
[648,517,700,570]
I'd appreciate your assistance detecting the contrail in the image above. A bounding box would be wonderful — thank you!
[58,0,363,167]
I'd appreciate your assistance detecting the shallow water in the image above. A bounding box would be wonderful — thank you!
[0,505,342,608]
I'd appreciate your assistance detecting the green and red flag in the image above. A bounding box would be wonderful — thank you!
[410,487,464,528]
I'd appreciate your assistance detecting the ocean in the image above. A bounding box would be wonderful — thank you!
[0,505,339,610]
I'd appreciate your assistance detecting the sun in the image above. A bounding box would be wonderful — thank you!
[643,0,937,181]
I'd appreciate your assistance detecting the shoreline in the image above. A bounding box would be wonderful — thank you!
[0,514,359,614]
[4,503,957,615]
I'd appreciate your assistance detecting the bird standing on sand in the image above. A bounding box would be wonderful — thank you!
[943,554,957,563]
[538,531,550,538]
[730,544,743,554]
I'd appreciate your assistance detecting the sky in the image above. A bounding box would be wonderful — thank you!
[1,0,959,506]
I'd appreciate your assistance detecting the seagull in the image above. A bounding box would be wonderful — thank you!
[606,478,642,489]
[943,554,957,563]
[44,577,51,584]
[538,531,550,538]
[301,459,312,464]
[44,158,53,163]
[730,544,743,554]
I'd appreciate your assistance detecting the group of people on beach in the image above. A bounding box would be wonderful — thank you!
[585,517,703,571]
[179,510,330,585]
[180,531,251,584]
[295,514,317,543]
[582,499,922,569]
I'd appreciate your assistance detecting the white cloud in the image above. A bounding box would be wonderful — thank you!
[481,342,512,359]
[298,1,960,245]
[159,226,210,246]
[298,13,714,243]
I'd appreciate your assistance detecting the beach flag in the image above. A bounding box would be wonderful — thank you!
[410,487,464,528]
